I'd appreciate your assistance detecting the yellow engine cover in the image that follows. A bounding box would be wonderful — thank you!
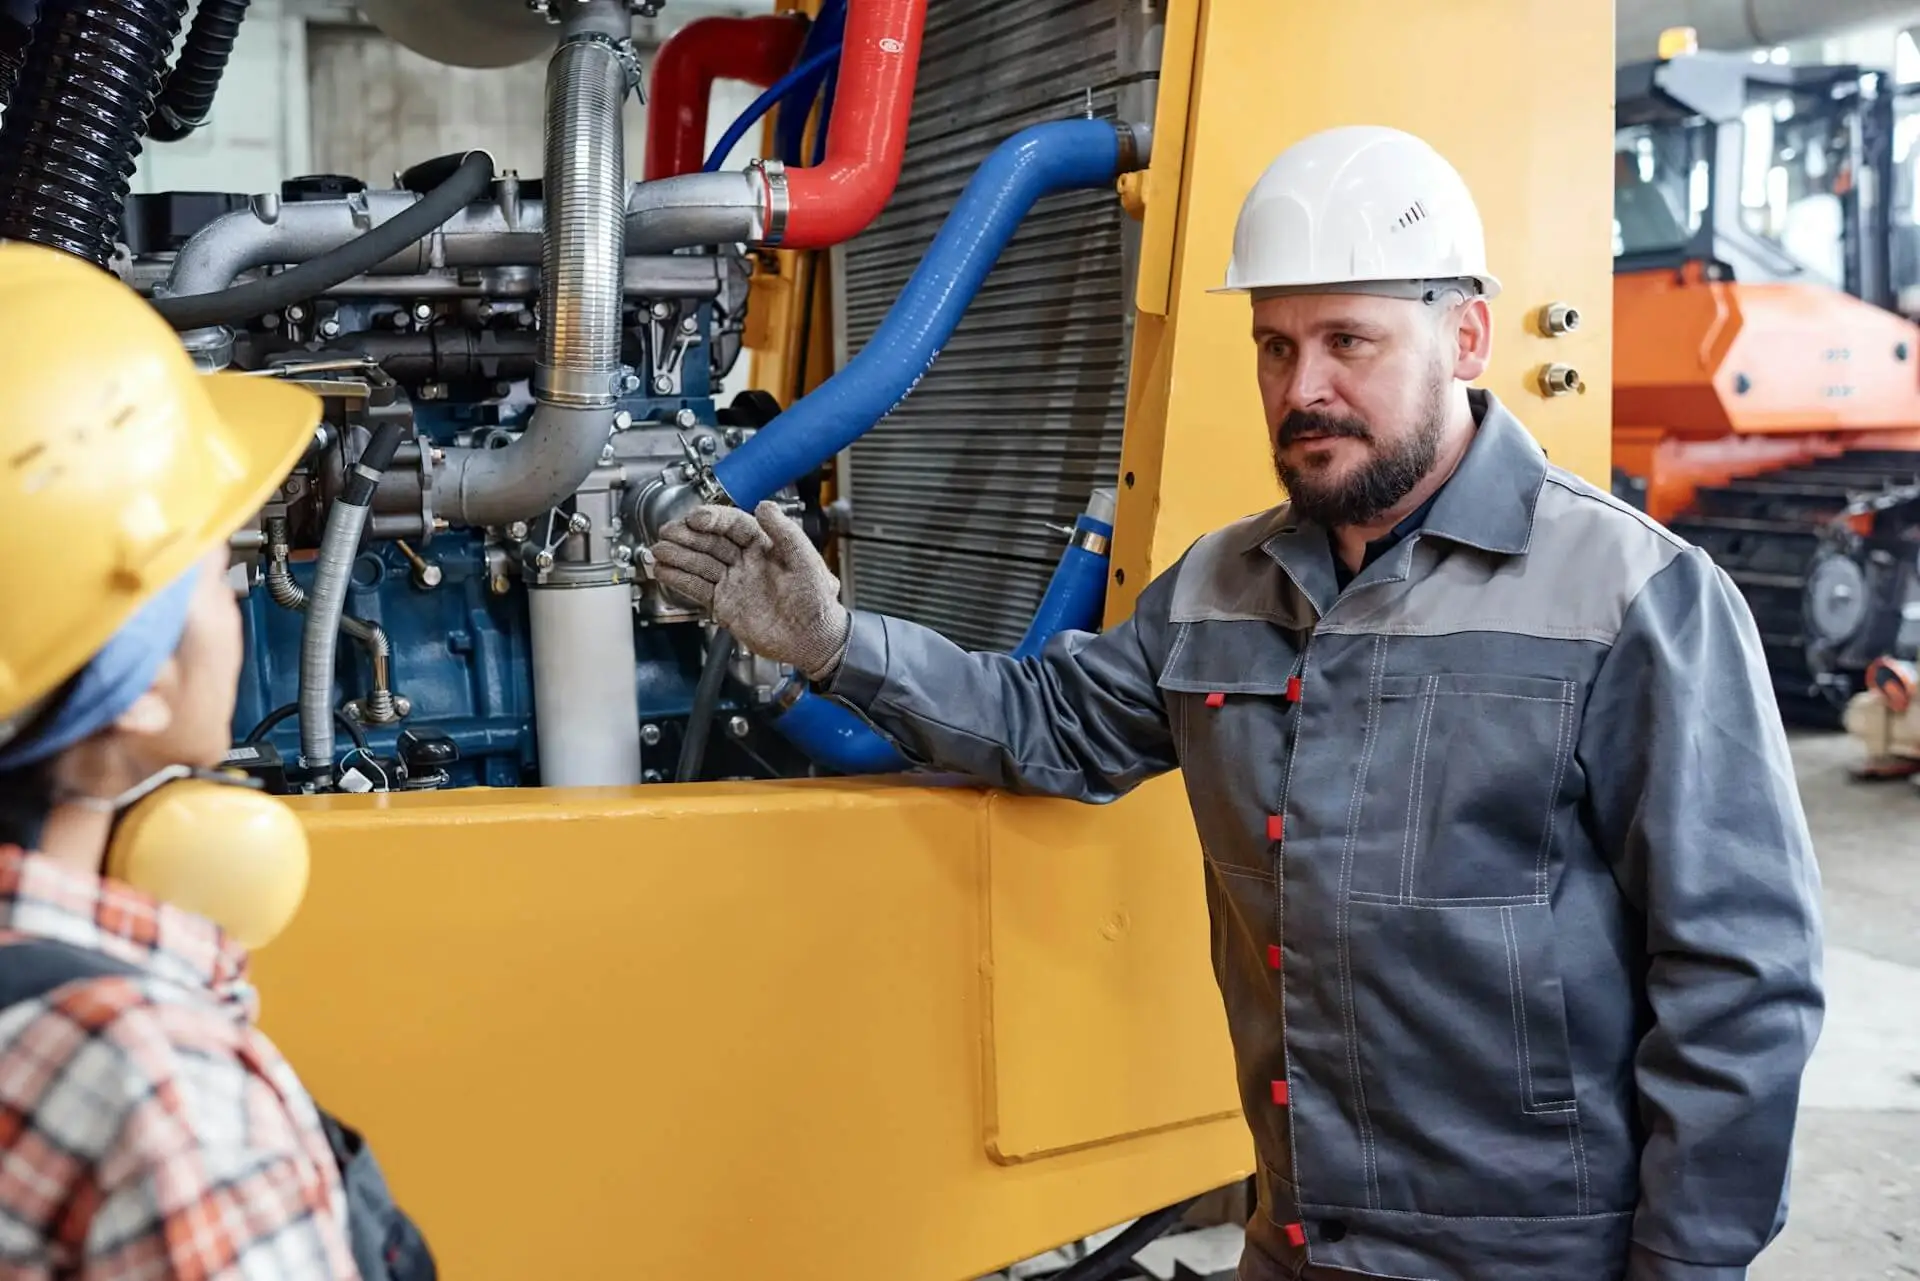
[253,2,1617,1277]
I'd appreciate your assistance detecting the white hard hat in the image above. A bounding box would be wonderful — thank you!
[1214,125,1501,301]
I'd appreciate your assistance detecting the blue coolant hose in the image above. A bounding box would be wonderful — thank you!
[771,504,1115,775]
[711,118,1131,509]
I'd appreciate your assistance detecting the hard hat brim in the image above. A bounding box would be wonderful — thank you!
[197,374,325,546]
[1209,274,1504,300]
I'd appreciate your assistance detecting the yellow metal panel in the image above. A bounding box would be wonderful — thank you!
[256,781,1248,1280]
[248,2,1617,1277]
[982,774,1241,1162]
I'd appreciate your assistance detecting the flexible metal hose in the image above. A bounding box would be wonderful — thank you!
[536,24,627,409]
[266,518,398,725]
[0,0,189,264]
[300,423,406,774]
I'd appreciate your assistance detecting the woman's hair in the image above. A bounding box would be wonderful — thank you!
[0,759,56,850]
[0,676,81,850]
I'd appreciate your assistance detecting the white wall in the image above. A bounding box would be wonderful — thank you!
[130,0,779,196]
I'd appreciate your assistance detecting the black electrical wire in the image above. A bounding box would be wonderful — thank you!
[146,0,251,143]
[0,0,189,265]
[152,149,494,330]
[1050,1195,1201,1281]
[242,702,370,754]
[674,628,736,783]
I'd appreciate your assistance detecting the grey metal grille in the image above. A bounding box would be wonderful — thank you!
[839,0,1139,652]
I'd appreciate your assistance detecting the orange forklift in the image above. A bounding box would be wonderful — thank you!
[1612,42,1920,723]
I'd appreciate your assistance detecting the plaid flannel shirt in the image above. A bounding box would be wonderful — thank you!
[0,845,356,1280]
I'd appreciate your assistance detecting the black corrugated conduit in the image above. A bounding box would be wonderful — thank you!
[146,0,250,142]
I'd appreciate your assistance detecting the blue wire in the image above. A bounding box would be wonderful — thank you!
[702,43,844,174]
[778,0,848,165]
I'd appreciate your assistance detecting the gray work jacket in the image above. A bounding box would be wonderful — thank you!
[824,390,1825,1281]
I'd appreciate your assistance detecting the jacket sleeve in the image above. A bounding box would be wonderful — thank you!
[1576,545,1825,1281]
[818,558,1185,803]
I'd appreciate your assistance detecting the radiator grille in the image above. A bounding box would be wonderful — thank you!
[839,0,1134,652]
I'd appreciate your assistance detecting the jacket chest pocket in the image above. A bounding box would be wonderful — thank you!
[1154,620,1303,878]
[1349,671,1578,905]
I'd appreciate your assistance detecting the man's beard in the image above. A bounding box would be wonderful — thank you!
[1272,369,1449,529]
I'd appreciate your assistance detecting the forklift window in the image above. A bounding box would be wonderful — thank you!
[1737,86,1851,288]
[1614,120,1708,256]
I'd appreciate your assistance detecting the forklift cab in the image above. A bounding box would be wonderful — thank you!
[1613,47,1920,316]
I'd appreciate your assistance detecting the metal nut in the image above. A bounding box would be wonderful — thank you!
[675,408,698,428]
[613,409,634,430]
[726,715,750,739]
[1538,363,1584,396]
[640,723,663,746]
[506,521,530,542]
[568,512,592,534]
[1539,302,1581,336]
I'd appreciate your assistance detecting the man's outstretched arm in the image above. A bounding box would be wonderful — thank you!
[653,502,1181,802]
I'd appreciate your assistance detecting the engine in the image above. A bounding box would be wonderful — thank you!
[117,177,821,794]
[0,0,1137,799]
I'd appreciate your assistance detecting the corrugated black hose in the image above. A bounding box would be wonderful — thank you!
[146,0,250,142]
[0,0,189,265]
[1051,1195,1202,1281]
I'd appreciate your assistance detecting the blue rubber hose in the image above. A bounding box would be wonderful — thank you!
[1013,511,1113,661]
[711,118,1127,508]
[772,509,1113,775]
[777,0,846,165]
[702,43,842,174]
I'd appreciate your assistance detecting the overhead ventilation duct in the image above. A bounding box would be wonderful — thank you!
[356,0,557,68]
[1617,0,1920,62]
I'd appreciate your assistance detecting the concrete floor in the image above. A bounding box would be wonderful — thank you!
[1750,731,1920,1281]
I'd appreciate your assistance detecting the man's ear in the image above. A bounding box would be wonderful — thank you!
[1452,297,1493,382]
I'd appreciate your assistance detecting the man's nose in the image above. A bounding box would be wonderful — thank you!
[1281,350,1336,413]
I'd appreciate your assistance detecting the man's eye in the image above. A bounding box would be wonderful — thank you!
[1331,333,1362,350]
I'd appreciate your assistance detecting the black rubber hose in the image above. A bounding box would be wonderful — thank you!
[0,0,190,265]
[242,702,370,753]
[675,628,736,783]
[152,149,494,330]
[146,0,249,143]
[0,12,32,116]
[1051,1196,1201,1281]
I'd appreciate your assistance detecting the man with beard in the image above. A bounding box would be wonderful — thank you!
[654,125,1823,1281]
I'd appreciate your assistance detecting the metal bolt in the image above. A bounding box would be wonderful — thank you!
[413,303,433,322]
[1538,363,1584,397]
[601,443,616,463]
[651,301,672,320]
[568,512,592,534]
[613,409,634,430]
[418,564,444,588]
[1539,302,1581,336]
[726,715,750,739]
[615,545,634,565]
[287,305,307,322]
[723,428,743,448]
[506,521,530,541]
[534,549,555,571]
[679,316,699,335]
[698,434,717,455]
[392,311,411,329]
[622,372,643,393]
[640,723,662,746]
[675,408,698,428]
[318,318,341,338]
[653,374,674,395]
[490,573,512,596]
[477,302,495,320]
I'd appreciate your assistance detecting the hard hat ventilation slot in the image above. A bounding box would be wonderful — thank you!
[1395,200,1428,231]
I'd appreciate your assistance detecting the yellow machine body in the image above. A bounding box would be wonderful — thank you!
[250,3,1617,1276]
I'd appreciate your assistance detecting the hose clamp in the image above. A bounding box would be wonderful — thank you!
[533,362,620,409]
[748,158,789,245]
[1073,527,1111,556]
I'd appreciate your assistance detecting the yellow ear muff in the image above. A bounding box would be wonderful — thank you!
[104,778,311,950]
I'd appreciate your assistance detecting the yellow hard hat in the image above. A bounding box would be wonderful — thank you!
[0,243,321,731]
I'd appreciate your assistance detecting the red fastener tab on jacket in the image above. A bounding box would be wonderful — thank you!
[1286,675,1302,702]
[1267,814,1285,841]
[1267,944,1282,970]
[1271,1079,1289,1105]
[1284,1222,1307,1247]
[1205,691,1226,708]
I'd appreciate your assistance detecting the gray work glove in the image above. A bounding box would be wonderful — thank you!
[652,501,851,683]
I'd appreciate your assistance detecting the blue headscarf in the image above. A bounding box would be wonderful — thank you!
[0,567,201,772]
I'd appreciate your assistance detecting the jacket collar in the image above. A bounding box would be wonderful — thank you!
[1238,389,1548,614]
